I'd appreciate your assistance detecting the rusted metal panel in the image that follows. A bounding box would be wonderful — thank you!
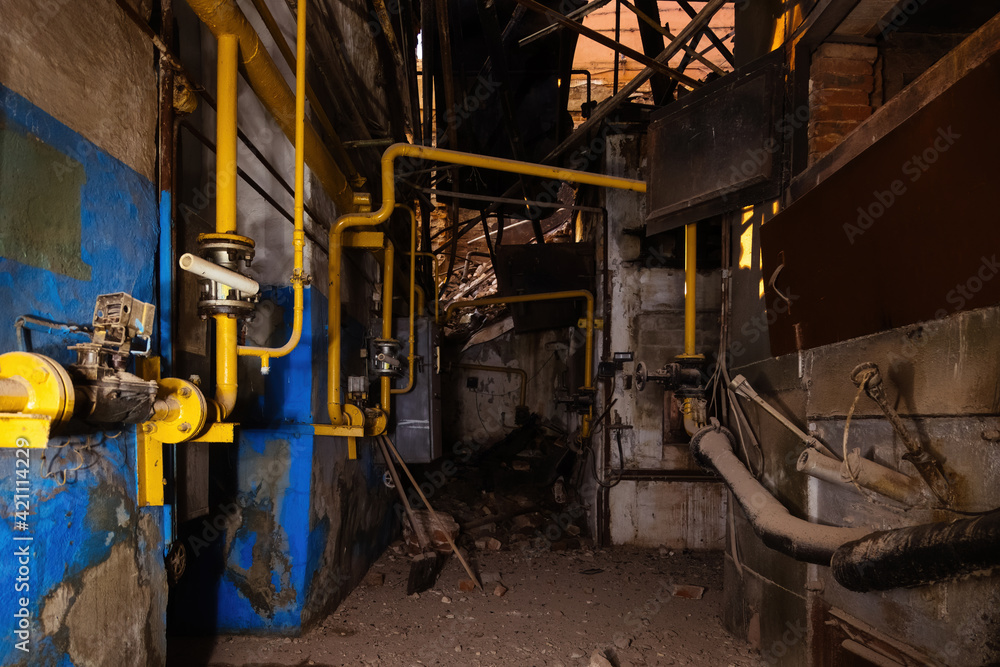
[761,52,1000,356]
[646,50,784,234]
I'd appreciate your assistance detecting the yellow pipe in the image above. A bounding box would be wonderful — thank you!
[237,0,308,373]
[380,241,395,412]
[455,364,527,406]
[414,284,427,319]
[246,0,362,188]
[391,205,418,395]
[185,0,355,213]
[684,223,697,357]
[411,251,440,323]
[213,33,240,419]
[328,144,643,425]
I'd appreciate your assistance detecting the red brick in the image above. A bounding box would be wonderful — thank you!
[810,57,874,78]
[814,42,878,61]
[809,135,843,156]
[810,104,872,122]
[810,71,874,91]
[809,87,871,107]
[808,120,863,139]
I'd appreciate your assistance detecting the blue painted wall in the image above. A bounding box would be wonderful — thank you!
[169,287,397,634]
[0,86,166,665]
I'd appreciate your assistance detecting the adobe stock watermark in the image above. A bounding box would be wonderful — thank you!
[934,254,1000,320]
[843,125,961,244]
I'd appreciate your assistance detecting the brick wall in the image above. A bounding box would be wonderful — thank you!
[808,42,878,164]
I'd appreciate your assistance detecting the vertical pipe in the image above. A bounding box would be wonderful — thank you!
[684,222,697,357]
[236,0,307,371]
[158,0,175,376]
[392,205,418,395]
[381,241,395,413]
[328,229,345,424]
[214,33,240,418]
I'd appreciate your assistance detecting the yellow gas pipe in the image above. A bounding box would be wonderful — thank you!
[184,0,355,212]
[237,0,309,375]
[444,290,596,436]
[390,205,418,396]
[682,223,698,358]
[327,144,645,428]
[680,222,703,434]
[410,251,440,323]
[380,241,395,412]
[212,33,240,419]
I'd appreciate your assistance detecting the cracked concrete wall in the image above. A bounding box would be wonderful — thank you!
[601,133,726,550]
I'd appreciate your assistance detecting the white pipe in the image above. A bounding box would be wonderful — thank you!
[178,253,260,295]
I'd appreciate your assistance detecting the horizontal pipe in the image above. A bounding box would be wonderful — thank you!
[455,363,528,406]
[178,253,260,295]
[328,144,642,425]
[797,448,928,506]
[691,424,869,564]
[832,507,1000,592]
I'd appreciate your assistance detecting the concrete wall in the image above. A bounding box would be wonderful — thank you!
[0,1,166,663]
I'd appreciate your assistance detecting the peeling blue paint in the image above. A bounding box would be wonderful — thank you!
[0,86,165,666]
[0,86,158,362]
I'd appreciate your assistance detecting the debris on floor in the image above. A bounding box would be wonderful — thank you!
[168,547,764,667]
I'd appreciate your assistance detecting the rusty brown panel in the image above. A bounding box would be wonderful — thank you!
[646,50,784,234]
[761,52,1000,357]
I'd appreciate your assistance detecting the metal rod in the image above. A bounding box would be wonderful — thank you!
[513,0,701,89]
[382,435,481,588]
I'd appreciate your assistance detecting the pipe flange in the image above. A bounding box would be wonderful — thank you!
[0,351,75,425]
[364,407,388,436]
[142,378,207,444]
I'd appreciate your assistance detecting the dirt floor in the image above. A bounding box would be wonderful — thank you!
[169,546,763,667]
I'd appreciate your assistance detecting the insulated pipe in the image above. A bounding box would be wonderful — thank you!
[391,205,418,396]
[184,0,355,212]
[832,508,1000,592]
[327,144,644,426]
[179,253,260,295]
[796,448,929,506]
[691,424,869,564]
[236,0,309,374]
[455,364,528,407]
[213,33,240,419]
[380,241,395,412]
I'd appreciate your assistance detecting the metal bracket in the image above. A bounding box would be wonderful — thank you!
[577,318,604,329]
[0,415,52,448]
[190,422,235,443]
